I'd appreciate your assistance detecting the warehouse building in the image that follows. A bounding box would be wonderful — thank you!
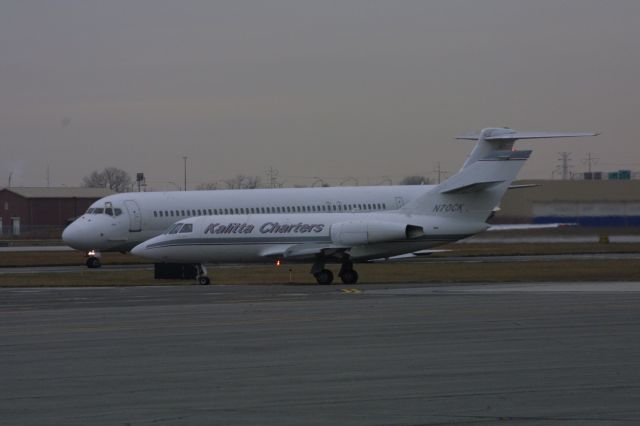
[0,187,114,238]
[494,180,640,226]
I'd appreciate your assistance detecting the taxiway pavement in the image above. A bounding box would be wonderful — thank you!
[2,282,640,425]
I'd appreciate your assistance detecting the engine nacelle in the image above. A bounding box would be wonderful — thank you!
[330,221,424,246]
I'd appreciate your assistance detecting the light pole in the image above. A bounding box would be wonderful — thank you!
[182,156,187,191]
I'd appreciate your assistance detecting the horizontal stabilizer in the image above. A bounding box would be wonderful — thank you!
[457,130,599,141]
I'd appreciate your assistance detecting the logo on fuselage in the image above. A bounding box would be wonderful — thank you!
[204,222,325,235]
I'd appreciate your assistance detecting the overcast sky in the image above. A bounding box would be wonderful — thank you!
[2,0,639,189]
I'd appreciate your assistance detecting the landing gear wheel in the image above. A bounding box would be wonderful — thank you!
[315,269,334,285]
[340,269,359,285]
[86,257,101,268]
[195,264,210,285]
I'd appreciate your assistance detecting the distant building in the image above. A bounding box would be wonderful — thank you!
[0,187,114,238]
[494,180,640,227]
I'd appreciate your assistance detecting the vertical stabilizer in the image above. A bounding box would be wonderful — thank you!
[401,149,531,222]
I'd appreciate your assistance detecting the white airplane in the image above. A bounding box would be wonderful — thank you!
[129,128,597,285]
[63,182,431,267]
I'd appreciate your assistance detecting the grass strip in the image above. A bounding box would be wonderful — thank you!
[2,259,640,287]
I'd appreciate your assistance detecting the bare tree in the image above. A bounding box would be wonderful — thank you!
[196,182,219,190]
[82,167,132,192]
[82,171,107,188]
[398,175,430,185]
[223,174,262,189]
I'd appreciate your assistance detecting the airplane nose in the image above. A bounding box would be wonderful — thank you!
[130,243,146,257]
[62,222,87,250]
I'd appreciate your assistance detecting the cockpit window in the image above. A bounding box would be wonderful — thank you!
[165,223,182,234]
[88,207,122,216]
[168,223,184,234]
[179,223,193,233]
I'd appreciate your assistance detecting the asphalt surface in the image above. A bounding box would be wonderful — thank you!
[2,283,640,425]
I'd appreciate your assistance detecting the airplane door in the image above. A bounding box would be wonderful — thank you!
[124,200,142,232]
[395,196,405,209]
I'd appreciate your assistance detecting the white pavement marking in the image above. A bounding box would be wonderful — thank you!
[367,282,640,295]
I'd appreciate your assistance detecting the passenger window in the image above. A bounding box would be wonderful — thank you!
[154,211,157,217]
[179,223,193,233]
[159,211,164,217]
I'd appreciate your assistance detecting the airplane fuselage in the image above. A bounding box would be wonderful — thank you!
[62,185,432,252]
[132,212,488,264]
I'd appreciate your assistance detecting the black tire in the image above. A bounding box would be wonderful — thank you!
[315,269,334,285]
[198,276,211,285]
[340,269,359,285]
[86,257,101,269]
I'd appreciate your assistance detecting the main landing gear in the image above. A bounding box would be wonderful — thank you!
[311,261,359,285]
[196,264,210,285]
[338,262,359,285]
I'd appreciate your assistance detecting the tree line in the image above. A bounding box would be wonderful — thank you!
[82,168,430,192]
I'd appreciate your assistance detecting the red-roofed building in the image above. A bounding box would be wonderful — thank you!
[0,187,114,238]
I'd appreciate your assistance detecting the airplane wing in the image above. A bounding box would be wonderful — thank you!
[260,244,349,261]
[486,223,577,231]
[369,249,451,262]
[508,184,541,190]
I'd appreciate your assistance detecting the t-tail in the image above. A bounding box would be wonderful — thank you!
[401,128,598,223]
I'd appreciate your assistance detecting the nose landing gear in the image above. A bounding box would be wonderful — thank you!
[196,264,210,285]
[85,250,102,268]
